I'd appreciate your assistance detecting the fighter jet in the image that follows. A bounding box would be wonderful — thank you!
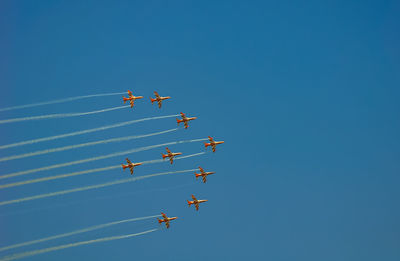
[176,112,197,129]
[161,147,182,164]
[187,194,208,211]
[157,212,178,229]
[150,91,171,108]
[121,158,142,175]
[204,136,225,152]
[122,90,143,108]
[195,166,215,183]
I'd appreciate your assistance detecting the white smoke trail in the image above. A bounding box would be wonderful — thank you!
[0,114,179,150]
[0,152,205,189]
[0,166,120,189]
[0,92,125,112]
[0,229,158,261]
[0,215,160,253]
[0,139,206,180]
[0,128,178,162]
[0,105,130,125]
[0,169,197,206]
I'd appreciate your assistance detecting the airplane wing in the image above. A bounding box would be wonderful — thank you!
[195,203,199,211]
[199,167,205,174]
[191,194,197,201]
[184,121,189,128]
[161,213,168,219]
[165,220,170,228]
[126,158,132,164]
[169,157,173,164]
[208,136,214,142]
[202,176,207,183]
[157,100,162,108]
[180,112,186,118]
[129,166,134,175]
[130,100,134,108]
[154,91,160,98]
[212,144,216,152]
[127,90,133,97]
[166,147,171,154]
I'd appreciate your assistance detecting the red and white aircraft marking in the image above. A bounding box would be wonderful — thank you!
[187,194,208,211]
[122,90,143,108]
[195,166,215,183]
[204,136,224,152]
[157,212,178,229]
[121,158,142,175]
[176,112,197,129]
[161,147,182,164]
[150,91,170,108]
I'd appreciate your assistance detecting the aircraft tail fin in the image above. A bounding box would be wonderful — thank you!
[157,218,162,224]
[176,118,180,125]
[150,97,156,104]
[187,200,192,207]
[204,142,210,148]
[123,97,127,103]
[162,153,167,159]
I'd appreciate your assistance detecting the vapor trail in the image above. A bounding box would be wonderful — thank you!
[0,105,129,125]
[0,169,197,206]
[0,152,204,189]
[0,92,125,112]
[0,114,179,150]
[0,166,120,189]
[0,128,178,162]
[0,229,157,261]
[0,139,206,180]
[0,215,160,253]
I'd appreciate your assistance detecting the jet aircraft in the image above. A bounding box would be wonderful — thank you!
[176,112,197,129]
[162,147,182,164]
[195,166,215,183]
[122,90,143,108]
[187,194,208,211]
[204,136,225,152]
[157,212,178,228]
[150,91,171,108]
[121,158,142,175]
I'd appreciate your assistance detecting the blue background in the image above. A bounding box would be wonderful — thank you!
[0,0,399,260]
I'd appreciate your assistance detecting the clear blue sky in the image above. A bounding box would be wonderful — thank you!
[1,1,399,260]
